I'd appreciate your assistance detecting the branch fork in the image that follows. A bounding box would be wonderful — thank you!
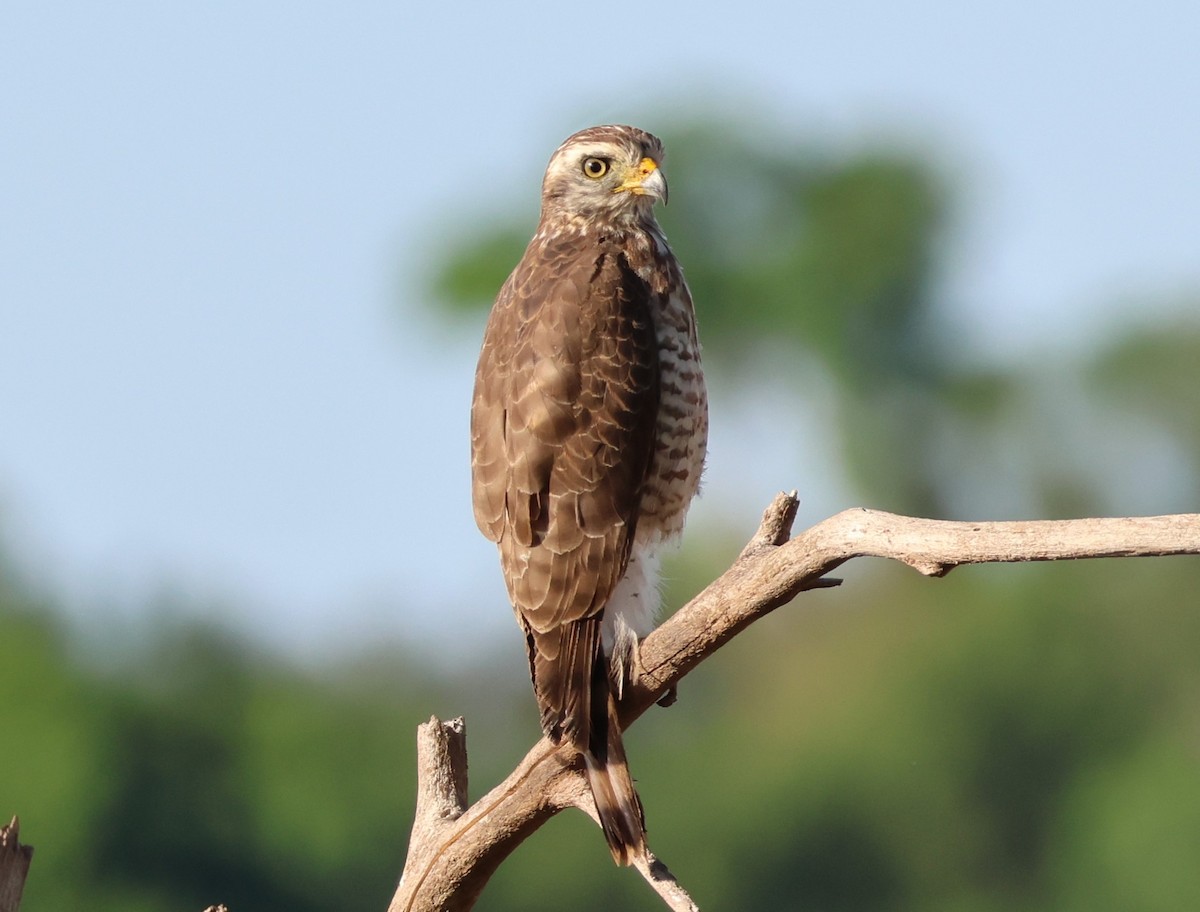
[390,495,1200,912]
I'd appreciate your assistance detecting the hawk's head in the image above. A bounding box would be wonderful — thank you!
[539,124,668,227]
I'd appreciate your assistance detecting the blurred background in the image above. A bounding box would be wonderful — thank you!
[3,2,1199,910]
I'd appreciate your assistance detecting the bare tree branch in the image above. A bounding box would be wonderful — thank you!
[0,817,32,912]
[574,792,701,911]
[630,851,701,912]
[389,496,1200,912]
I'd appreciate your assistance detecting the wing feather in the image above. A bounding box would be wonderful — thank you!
[470,235,659,744]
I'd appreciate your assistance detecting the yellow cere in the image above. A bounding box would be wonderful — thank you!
[616,157,661,194]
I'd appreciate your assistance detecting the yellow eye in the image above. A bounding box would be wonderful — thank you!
[581,157,609,179]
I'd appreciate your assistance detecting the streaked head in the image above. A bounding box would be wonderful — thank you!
[539,124,668,225]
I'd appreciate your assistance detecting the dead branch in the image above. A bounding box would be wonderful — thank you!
[0,817,32,912]
[389,496,1200,912]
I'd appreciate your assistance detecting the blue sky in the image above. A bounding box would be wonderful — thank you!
[2,1,1198,657]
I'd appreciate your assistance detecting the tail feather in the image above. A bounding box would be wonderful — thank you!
[583,691,646,866]
[529,619,646,865]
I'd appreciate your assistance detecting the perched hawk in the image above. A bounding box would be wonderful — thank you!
[470,124,707,865]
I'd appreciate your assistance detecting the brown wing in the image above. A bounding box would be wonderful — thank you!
[470,234,659,744]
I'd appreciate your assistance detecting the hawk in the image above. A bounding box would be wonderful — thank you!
[470,124,707,865]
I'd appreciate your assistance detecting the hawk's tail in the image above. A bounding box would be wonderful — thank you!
[583,688,646,866]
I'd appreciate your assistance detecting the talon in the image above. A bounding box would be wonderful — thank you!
[656,684,678,708]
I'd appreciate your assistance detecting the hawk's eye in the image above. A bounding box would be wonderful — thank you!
[581,157,609,179]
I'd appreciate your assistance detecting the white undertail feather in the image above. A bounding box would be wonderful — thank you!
[602,545,663,698]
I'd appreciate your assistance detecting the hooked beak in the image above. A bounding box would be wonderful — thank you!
[616,156,668,204]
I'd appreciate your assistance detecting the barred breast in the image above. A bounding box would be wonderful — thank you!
[625,226,708,546]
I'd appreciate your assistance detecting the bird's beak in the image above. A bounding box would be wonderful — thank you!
[616,157,668,204]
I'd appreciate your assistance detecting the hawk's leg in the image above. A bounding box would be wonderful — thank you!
[626,634,678,708]
[629,633,678,707]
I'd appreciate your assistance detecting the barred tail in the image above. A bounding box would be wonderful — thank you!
[529,619,646,865]
[583,689,646,866]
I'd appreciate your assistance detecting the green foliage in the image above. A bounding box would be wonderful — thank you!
[431,226,531,319]
[0,589,421,912]
[0,603,113,912]
[1088,314,1200,482]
